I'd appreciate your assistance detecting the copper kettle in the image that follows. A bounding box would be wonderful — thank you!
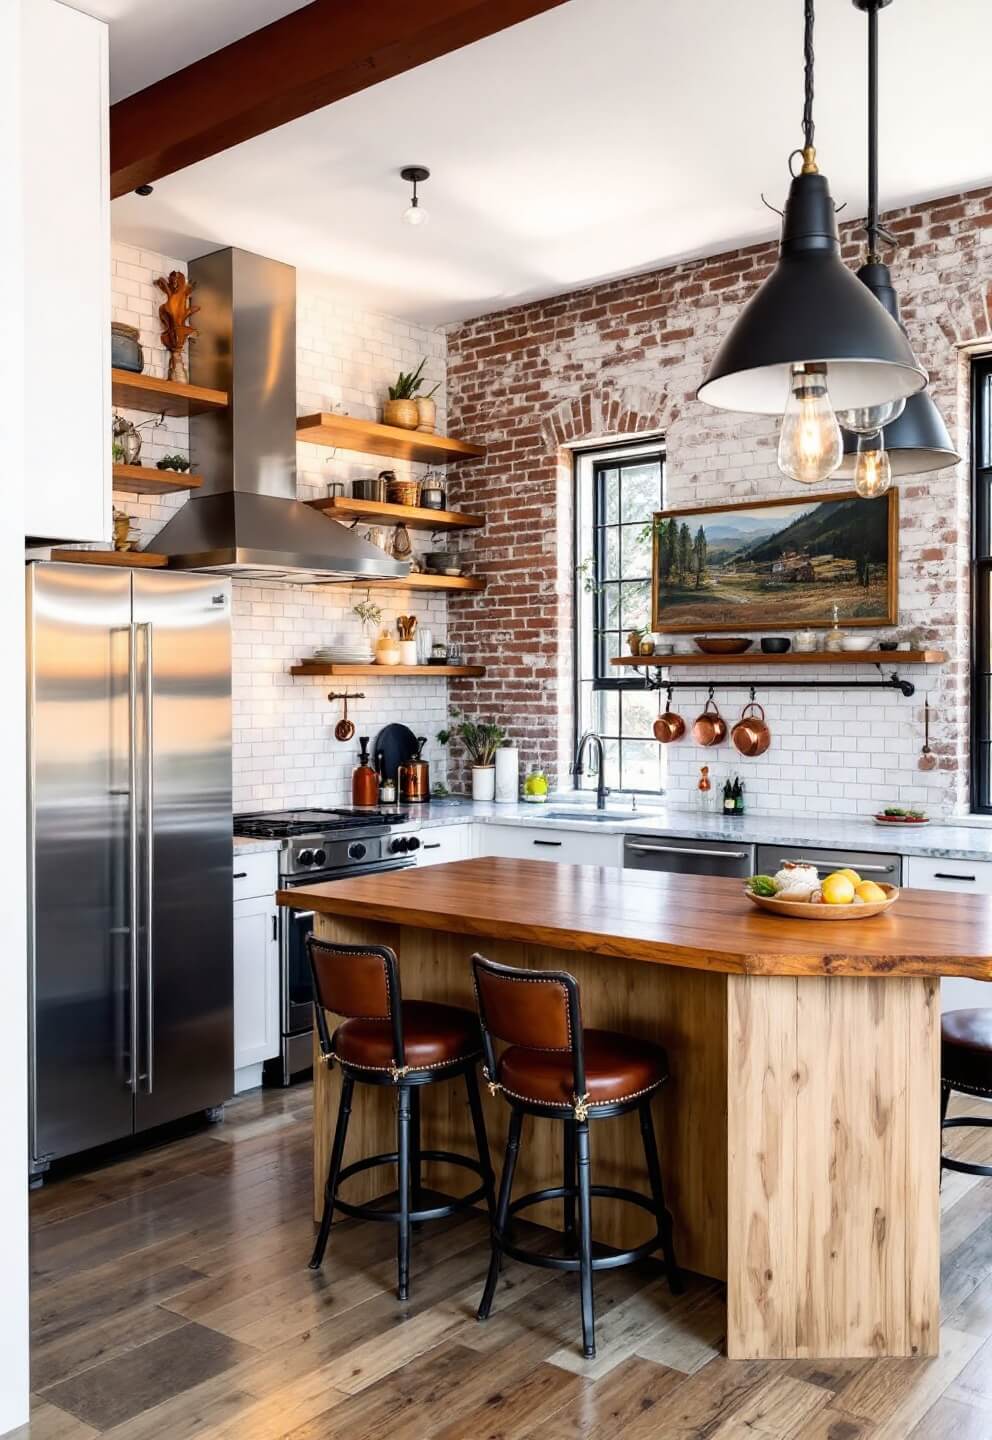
[398,736,430,803]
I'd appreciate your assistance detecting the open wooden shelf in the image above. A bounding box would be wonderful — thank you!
[290,663,484,678]
[307,495,483,532]
[612,650,947,668]
[378,572,484,593]
[51,548,167,568]
[112,369,228,417]
[297,412,484,465]
[112,463,203,495]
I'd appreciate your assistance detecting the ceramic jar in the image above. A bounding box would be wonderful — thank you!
[415,396,437,433]
[374,631,401,666]
[471,766,496,801]
[794,628,818,653]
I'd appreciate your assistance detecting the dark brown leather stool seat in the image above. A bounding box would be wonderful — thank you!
[941,1008,992,1179]
[499,1030,669,1109]
[334,1001,481,1072]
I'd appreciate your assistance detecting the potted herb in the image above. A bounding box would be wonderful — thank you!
[156,453,191,473]
[415,381,440,434]
[383,359,427,430]
[437,711,508,802]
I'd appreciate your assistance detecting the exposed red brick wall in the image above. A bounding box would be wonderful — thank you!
[444,186,992,812]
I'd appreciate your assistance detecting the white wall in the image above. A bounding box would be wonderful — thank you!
[112,242,453,809]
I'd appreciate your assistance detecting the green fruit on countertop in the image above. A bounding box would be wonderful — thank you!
[524,773,548,796]
[747,875,778,898]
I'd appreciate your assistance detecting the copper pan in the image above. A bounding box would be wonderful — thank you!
[653,686,685,743]
[731,701,771,757]
[691,696,727,747]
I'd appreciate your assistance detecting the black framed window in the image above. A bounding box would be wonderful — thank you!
[972,356,992,811]
[575,445,665,793]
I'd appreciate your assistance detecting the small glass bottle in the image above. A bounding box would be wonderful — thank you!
[734,777,745,815]
[696,765,711,813]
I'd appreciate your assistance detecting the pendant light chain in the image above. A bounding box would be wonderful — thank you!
[801,0,816,164]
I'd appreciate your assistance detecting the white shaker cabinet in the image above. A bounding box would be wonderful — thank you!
[904,856,992,1012]
[416,824,474,866]
[232,851,280,1091]
[21,0,111,545]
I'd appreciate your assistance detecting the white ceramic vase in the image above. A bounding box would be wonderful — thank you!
[471,766,496,802]
[494,747,519,803]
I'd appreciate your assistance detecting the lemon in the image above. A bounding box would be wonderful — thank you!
[836,868,861,887]
[855,880,887,904]
[821,873,856,905]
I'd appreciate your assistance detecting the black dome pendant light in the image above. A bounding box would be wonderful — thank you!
[697,0,926,488]
[834,0,960,489]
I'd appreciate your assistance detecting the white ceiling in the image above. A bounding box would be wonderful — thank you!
[105,0,992,326]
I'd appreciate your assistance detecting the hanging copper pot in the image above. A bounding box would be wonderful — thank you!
[731,701,771,757]
[692,695,727,747]
[653,686,685,743]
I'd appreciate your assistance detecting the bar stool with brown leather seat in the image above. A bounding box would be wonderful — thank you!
[942,1008,992,1177]
[471,953,682,1359]
[307,936,496,1299]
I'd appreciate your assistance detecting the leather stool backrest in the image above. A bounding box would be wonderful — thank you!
[471,953,586,1098]
[307,937,404,1063]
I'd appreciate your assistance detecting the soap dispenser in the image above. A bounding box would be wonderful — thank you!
[352,736,380,807]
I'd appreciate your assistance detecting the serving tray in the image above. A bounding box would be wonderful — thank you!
[744,883,899,921]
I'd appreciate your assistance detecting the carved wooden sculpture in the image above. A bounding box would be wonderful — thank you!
[155,271,199,383]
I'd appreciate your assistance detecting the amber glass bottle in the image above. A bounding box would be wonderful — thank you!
[352,737,380,807]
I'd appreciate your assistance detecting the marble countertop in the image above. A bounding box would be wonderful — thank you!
[233,835,282,856]
[232,797,992,862]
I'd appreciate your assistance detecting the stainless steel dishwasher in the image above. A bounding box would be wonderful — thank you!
[623,834,756,878]
[755,843,902,884]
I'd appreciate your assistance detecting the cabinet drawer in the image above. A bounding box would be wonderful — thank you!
[904,856,992,893]
[233,849,278,901]
[417,825,470,866]
[482,825,621,867]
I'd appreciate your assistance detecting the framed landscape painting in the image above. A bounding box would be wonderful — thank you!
[650,489,898,633]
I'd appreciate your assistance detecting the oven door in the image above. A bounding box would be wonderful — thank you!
[282,859,414,1037]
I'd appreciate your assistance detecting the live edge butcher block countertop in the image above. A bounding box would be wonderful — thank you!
[278,855,992,979]
[287,858,992,1365]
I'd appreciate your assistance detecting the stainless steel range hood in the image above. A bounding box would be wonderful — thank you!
[146,248,409,584]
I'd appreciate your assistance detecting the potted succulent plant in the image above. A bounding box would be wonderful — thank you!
[437,710,508,802]
[156,452,191,473]
[383,359,427,430]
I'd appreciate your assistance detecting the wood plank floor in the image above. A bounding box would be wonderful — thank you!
[13,1087,992,1439]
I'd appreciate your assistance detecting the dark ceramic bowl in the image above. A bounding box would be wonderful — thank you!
[760,637,791,654]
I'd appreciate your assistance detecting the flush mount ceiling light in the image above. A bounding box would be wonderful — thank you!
[697,0,926,487]
[401,165,430,226]
[834,0,960,487]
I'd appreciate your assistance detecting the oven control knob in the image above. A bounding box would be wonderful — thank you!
[297,848,314,866]
[406,836,421,852]
[348,842,367,861]
[390,836,408,854]
[312,848,327,867]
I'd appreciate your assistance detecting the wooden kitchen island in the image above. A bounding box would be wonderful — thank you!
[279,857,992,1362]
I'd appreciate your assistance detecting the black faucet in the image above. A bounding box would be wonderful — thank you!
[571,731,611,810]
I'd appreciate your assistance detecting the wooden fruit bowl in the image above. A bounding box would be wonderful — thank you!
[744,883,899,921]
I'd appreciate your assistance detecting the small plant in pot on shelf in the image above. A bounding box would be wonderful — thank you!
[437,710,508,801]
[156,453,190,473]
[383,359,427,430]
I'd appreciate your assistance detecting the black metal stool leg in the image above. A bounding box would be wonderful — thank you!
[464,1066,496,1222]
[562,1118,577,1254]
[575,1118,595,1359]
[409,1085,423,1211]
[639,1097,683,1295]
[309,1073,354,1270]
[478,1107,523,1321]
[397,1085,412,1300]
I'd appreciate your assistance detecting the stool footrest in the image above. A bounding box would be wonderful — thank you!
[333,1147,488,1224]
[497,1183,662,1273]
[941,1114,992,1178]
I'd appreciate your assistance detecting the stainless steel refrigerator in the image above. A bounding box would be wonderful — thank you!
[27,561,233,1179]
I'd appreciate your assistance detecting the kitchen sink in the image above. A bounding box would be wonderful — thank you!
[544,808,631,822]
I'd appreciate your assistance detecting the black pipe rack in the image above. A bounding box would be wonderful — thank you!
[627,662,915,698]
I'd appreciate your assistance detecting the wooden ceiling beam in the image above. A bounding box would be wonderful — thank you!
[110,0,568,199]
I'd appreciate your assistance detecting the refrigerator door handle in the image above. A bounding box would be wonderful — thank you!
[138,621,155,1094]
[127,621,139,1095]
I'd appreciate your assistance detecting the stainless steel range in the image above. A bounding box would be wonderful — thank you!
[234,808,422,1084]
